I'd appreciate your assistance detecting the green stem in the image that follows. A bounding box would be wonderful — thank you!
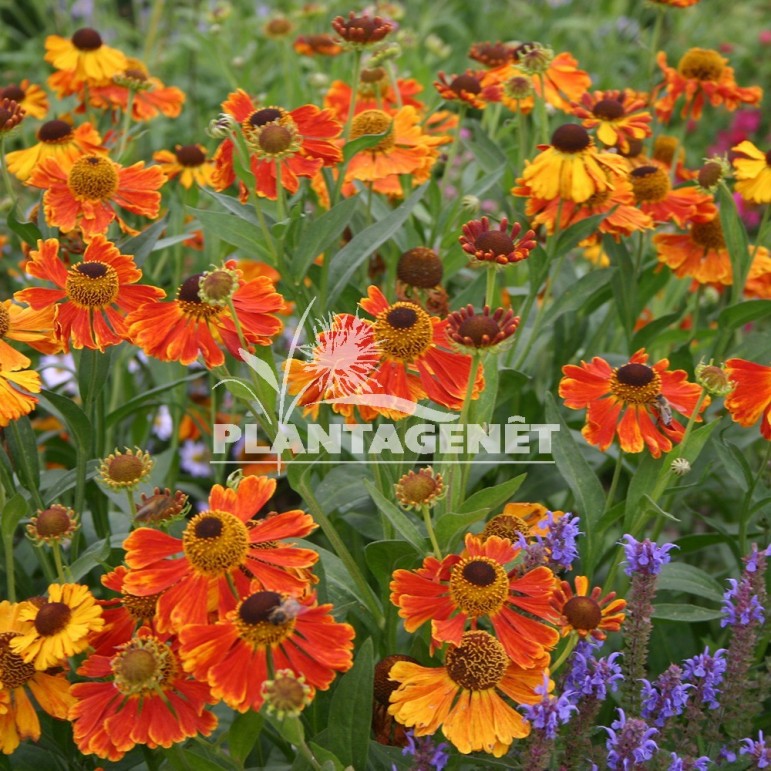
[343,50,362,140]
[648,7,666,82]
[604,453,624,514]
[297,476,384,628]
[515,105,528,174]
[439,104,467,191]
[738,441,771,557]
[117,91,135,161]
[447,352,480,512]
[0,137,17,211]
[485,266,497,308]
[126,489,137,521]
[275,161,286,221]
[536,73,549,145]
[51,541,67,582]
[422,504,442,559]
[550,633,578,673]
[3,536,14,602]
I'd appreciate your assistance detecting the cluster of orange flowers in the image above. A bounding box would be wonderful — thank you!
[0,474,355,758]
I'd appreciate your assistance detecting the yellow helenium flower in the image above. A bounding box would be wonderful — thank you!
[732,141,771,204]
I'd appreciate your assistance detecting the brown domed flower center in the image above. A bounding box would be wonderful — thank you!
[397,247,443,288]
[0,632,36,688]
[112,637,175,696]
[0,85,24,102]
[398,473,438,505]
[504,76,534,100]
[67,155,118,201]
[678,48,724,81]
[450,73,482,96]
[697,161,723,190]
[373,302,433,361]
[618,137,644,158]
[65,261,120,308]
[691,218,725,250]
[445,631,508,691]
[395,468,445,510]
[630,165,671,203]
[332,13,392,45]
[457,315,501,348]
[235,591,297,646]
[34,602,72,636]
[360,66,387,84]
[374,654,419,705]
[122,592,161,621]
[0,304,9,339]
[350,109,395,152]
[122,68,148,82]
[174,144,206,167]
[199,268,238,305]
[249,108,284,127]
[182,509,249,576]
[258,124,294,154]
[265,17,293,36]
[71,27,103,51]
[475,230,514,256]
[653,135,679,165]
[563,595,602,631]
[470,41,514,68]
[610,362,662,404]
[592,98,625,121]
[99,449,154,491]
[177,273,222,319]
[38,119,74,143]
[105,454,144,483]
[34,506,73,537]
[551,124,591,153]
[482,514,531,542]
[449,557,509,616]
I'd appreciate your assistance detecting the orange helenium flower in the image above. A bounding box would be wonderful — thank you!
[127,262,285,368]
[0,81,48,120]
[654,48,762,123]
[15,236,164,351]
[0,363,41,428]
[629,165,716,227]
[434,70,489,109]
[44,28,126,84]
[0,601,74,755]
[731,141,771,204]
[152,144,215,188]
[482,502,567,541]
[571,90,652,152]
[87,58,185,121]
[5,119,104,182]
[559,349,707,457]
[69,629,217,761]
[213,89,342,200]
[0,300,59,369]
[27,153,166,239]
[551,576,626,640]
[122,475,318,633]
[324,75,424,120]
[517,124,628,204]
[724,359,771,440]
[178,590,354,712]
[391,534,559,668]
[388,631,546,756]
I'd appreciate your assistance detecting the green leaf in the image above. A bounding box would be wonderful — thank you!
[605,236,636,337]
[189,206,268,258]
[556,213,607,255]
[164,745,237,771]
[6,417,41,495]
[327,184,428,304]
[326,638,374,771]
[6,209,42,247]
[717,184,752,304]
[292,196,359,276]
[656,562,725,603]
[117,216,168,266]
[544,393,605,571]
[717,299,771,331]
[105,373,202,427]
[542,269,615,326]
[364,480,425,554]
[458,473,527,514]
[1,494,28,542]
[652,603,723,622]
[462,124,507,173]
[38,390,92,450]
[204,189,267,223]
[343,122,394,162]
[365,540,420,588]
[228,710,264,765]
[435,508,489,551]
[69,536,122,581]
[631,312,682,352]
[77,348,112,408]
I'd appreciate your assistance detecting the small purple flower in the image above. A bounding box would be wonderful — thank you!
[620,535,677,577]
[564,643,623,703]
[681,647,727,709]
[518,512,581,572]
[399,730,449,771]
[604,708,658,769]
[668,753,711,770]
[721,577,765,627]
[745,543,771,574]
[522,674,577,739]
[740,730,771,768]
[640,664,692,727]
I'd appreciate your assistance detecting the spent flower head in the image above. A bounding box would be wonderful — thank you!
[26,504,79,545]
[395,467,446,510]
[261,670,313,718]
[695,360,734,396]
[99,448,153,491]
